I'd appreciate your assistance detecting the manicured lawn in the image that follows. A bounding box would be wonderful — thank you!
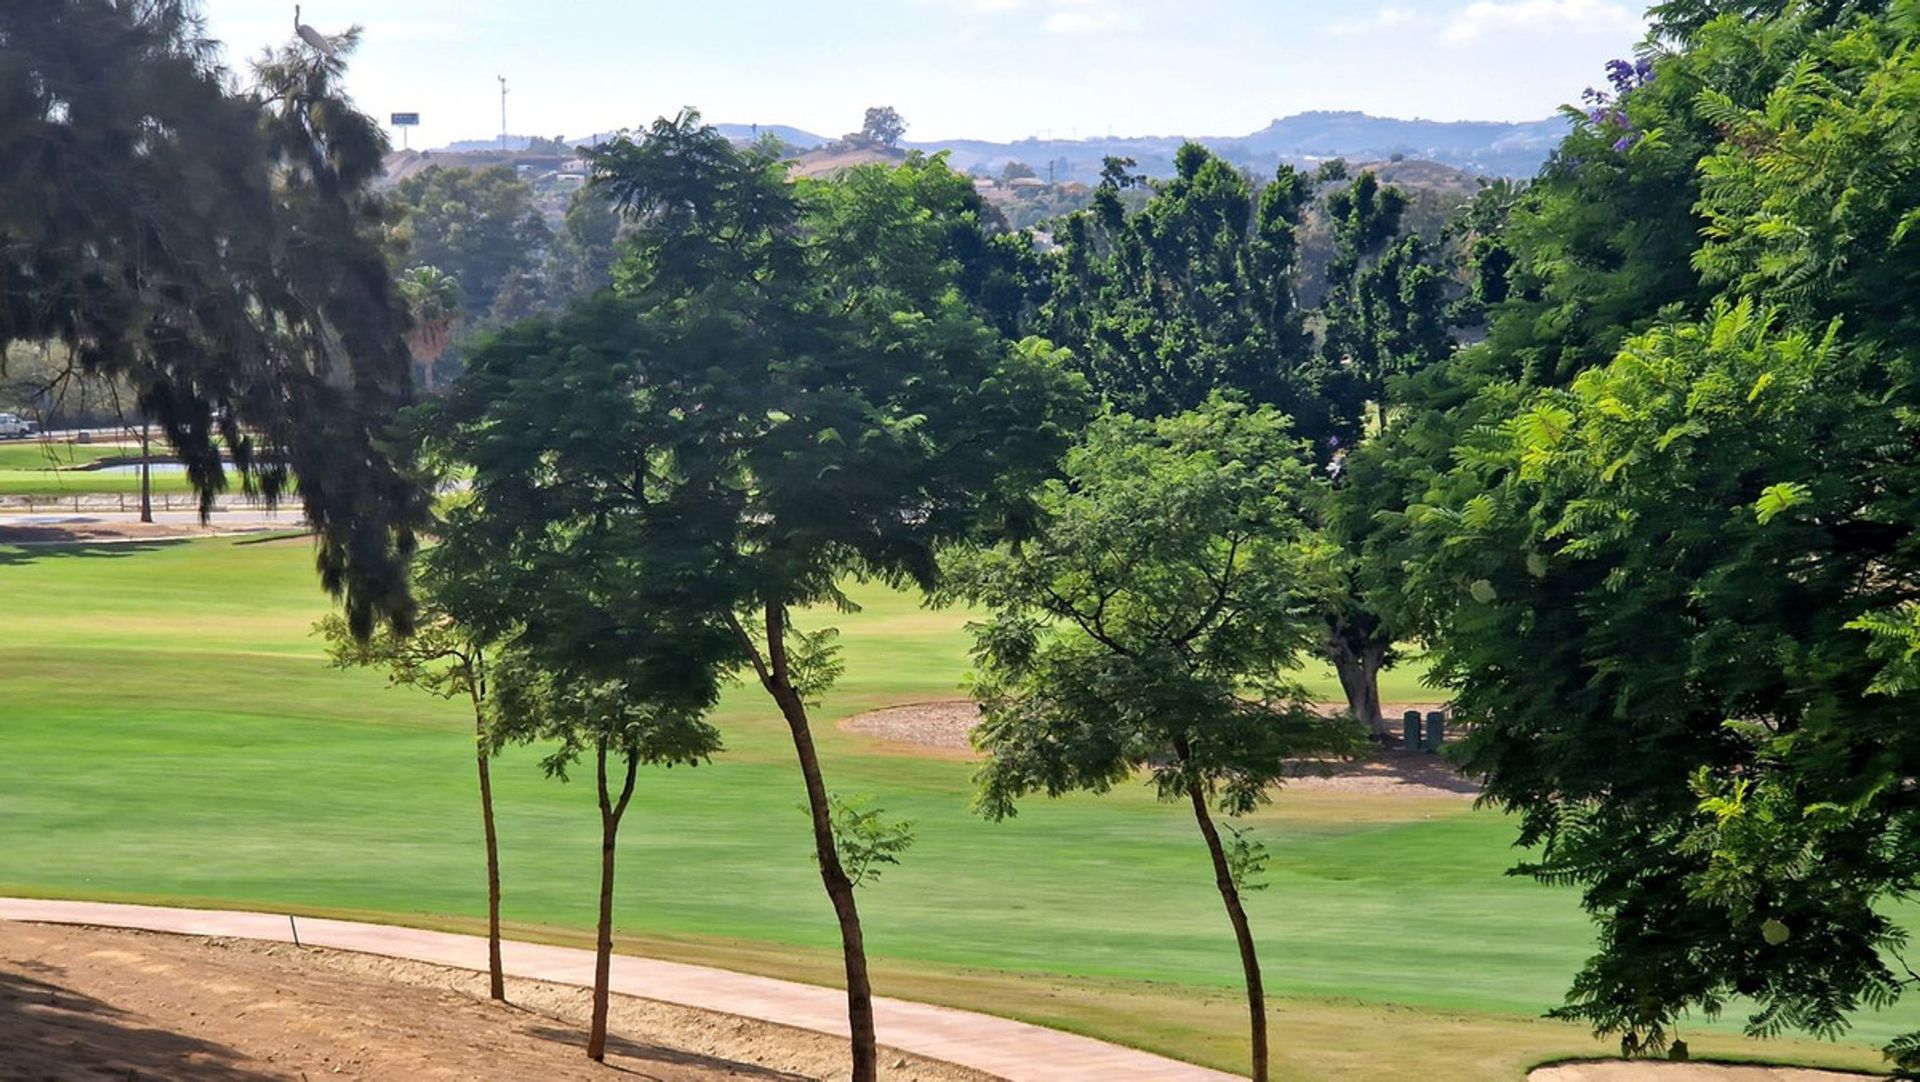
[0,537,1903,1078]
[0,442,127,471]
[0,468,199,498]
[0,442,199,498]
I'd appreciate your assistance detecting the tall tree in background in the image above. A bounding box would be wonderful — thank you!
[397,266,461,390]
[390,165,551,319]
[860,105,907,148]
[576,112,1084,1081]
[542,187,623,301]
[317,598,508,1001]
[954,400,1361,1082]
[0,0,424,632]
[1314,171,1455,736]
[1046,143,1333,439]
[1319,171,1452,432]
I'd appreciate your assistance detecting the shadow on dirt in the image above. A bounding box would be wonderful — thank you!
[527,1024,814,1081]
[0,965,274,1081]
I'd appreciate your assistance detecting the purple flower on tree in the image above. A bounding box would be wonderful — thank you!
[1582,56,1655,155]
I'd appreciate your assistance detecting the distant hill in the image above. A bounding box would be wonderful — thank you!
[901,112,1565,183]
[1218,111,1566,173]
[429,110,1568,182]
[712,123,828,150]
[436,124,830,155]
[786,144,906,178]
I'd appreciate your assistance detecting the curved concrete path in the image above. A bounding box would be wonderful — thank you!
[0,898,1235,1082]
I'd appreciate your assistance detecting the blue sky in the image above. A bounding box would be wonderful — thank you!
[204,0,1649,147]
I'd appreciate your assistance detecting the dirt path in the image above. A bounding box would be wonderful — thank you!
[3,921,942,1081]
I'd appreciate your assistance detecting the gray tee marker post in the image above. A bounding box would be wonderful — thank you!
[1424,710,1447,754]
[1402,710,1423,752]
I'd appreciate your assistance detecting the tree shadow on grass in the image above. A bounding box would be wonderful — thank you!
[0,535,191,567]
[526,1024,814,1081]
[1283,749,1484,796]
[0,965,274,1081]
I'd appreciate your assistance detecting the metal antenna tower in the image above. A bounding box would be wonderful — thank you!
[497,75,509,152]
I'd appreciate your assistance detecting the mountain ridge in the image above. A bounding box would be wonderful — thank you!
[434,110,1568,180]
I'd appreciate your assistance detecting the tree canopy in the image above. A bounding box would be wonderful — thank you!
[425,109,1086,1081]
[1044,143,1335,439]
[1386,1,1920,1065]
[390,164,552,320]
[956,398,1360,1082]
[0,0,424,632]
[860,106,907,148]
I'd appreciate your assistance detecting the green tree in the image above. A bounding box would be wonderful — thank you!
[542,187,623,302]
[397,266,462,390]
[860,105,907,148]
[1313,171,1455,736]
[953,400,1361,1082]
[491,658,722,1062]
[1469,53,1711,389]
[574,110,1084,1081]
[1319,171,1453,432]
[420,283,746,1063]
[1402,7,1920,1064]
[1045,143,1332,438]
[316,600,507,1001]
[0,0,424,632]
[1414,300,1920,1062]
[391,164,552,318]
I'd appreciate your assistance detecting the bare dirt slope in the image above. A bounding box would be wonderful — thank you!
[0,921,986,1081]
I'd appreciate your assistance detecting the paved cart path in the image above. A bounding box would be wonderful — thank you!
[0,898,1236,1082]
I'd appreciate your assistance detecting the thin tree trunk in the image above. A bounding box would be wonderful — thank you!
[1187,780,1269,1082]
[471,686,505,1001]
[587,739,637,1063]
[733,604,878,1082]
[138,420,152,524]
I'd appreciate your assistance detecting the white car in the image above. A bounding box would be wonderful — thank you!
[0,413,37,439]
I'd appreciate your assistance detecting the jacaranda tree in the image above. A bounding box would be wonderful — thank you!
[953,399,1361,1082]
[431,111,1084,1080]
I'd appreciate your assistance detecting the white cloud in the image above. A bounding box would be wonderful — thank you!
[1326,6,1418,37]
[928,0,1136,35]
[1046,7,1129,34]
[1441,0,1641,43]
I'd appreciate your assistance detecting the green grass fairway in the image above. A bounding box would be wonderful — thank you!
[0,468,197,498]
[0,537,1904,1078]
[0,442,125,471]
[0,441,198,498]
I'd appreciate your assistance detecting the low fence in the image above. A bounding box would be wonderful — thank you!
[0,492,287,514]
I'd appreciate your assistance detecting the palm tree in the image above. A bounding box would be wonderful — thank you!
[399,266,462,390]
